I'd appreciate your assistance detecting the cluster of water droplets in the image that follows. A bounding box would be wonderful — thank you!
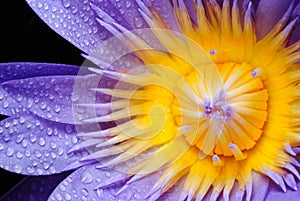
[48,163,184,201]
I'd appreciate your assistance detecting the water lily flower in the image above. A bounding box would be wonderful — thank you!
[1,0,300,201]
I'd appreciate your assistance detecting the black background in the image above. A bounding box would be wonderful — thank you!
[0,0,83,198]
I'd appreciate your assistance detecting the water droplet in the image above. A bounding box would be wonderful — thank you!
[3,134,10,142]
[13,164,22,173]
[39,102,47,110]
[27,166,35,174]
[71,136,78,144]
[71,6,78,14]
[50,142,57,149]
[62,0,71,8]
[0,143,4,151]
[6,147,14,157]
[50,166,56,174]
[134,17,143,28]
[43,3,49,11]
[43,162,50,170]
[22,139,28,148]
[64,125,73,133]
[37,2,42,8]
[16,94,23,102]
[25,150,31,157]
[37,168,44,175]
[19,116,26,124]
[81,188,89,196]
[52,6,57,12]
[80,172,93,184]
[55,192,63,201]
[64,193,72,201]
[16,151,23,159]
[47,127,53,135]
[2,101,9,109]
[125,0,131,8]
[35,150,42,158]
[71,93,79,102]
[60,185,66,192]
[39,137,46,146]
[50,152,57,159]
[32,160,38,167]
[29,134,37,143]
[54,105,61,113]
[15,134,24,144]
[27,98,33,108]
[4,122,10,128]
[58,147,64,156]
[54,85,60,92]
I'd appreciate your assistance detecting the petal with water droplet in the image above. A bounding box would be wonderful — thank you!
[0,63,80,84]
[0,114,88,175]
[1,74,110,124]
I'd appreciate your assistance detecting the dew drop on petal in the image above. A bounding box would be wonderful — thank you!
[50,142,57,149]
[125,0,131,8]
[81,188,89,197]
[60,185,66,192]
[2,101,9,109]
[16,151,23,159]
[64,125,73,133]
[50,166,57,174]
[64,193,72,201]
[26,166,35,174]
[6,147,14,157]
[134,17,143,28]
[55,193,63,201]
[80,171,93,184]
[62,0,71,8]
[13,164,22,173]
[39,137,46,146]
[54,105,61,113]
[25,150,31,157]
[47,127,53,135]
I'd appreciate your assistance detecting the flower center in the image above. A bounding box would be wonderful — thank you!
[171,62,267,159]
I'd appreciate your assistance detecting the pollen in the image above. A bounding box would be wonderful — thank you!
[75,0,300,200]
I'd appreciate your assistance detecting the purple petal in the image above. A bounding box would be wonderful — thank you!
[25,0,105,54]
[255,0,294,39]
[109,0,148,29]
[266,182,300,201]
[289,2,300,45]
[1,76,78,124]
[151,0,182,33]
[0,62,80,83]
[0,113,88,175]
[48,163,184,201]
[252,171,269,201]
[25,0,146,54]
[48,164,129,201]
[0,63,80,117]
[183,0,198,25]
[0,172,71,201]
[0,86,22,116]
[1,74,108,124]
